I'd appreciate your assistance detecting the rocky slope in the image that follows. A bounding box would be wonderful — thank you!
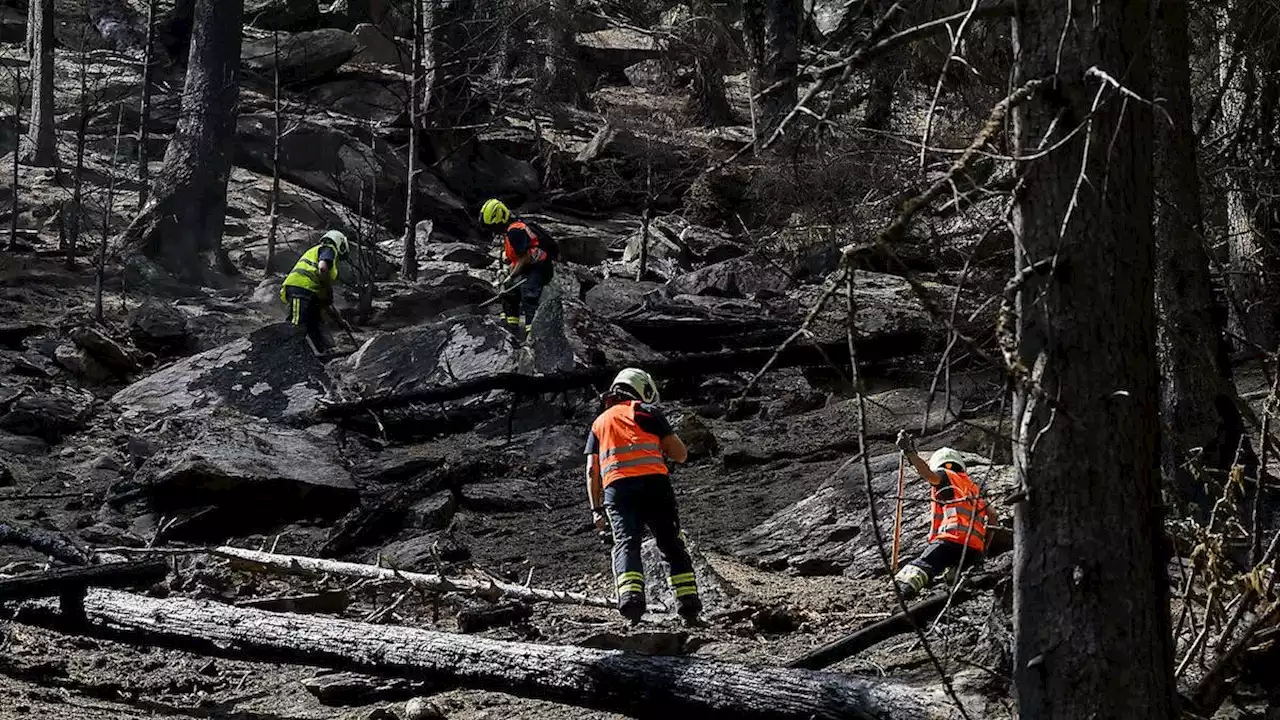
[0,2,1028,718]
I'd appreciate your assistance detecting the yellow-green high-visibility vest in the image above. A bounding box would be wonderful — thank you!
[280,245,338,301]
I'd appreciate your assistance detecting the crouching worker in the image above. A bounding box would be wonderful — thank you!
[892,431,994,600]
[279,229,354,355]
[479,198,557,338]
[585,368,701,624]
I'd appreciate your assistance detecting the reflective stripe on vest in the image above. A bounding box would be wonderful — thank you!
[928,469,988,553]
[591,401,668,487]
[503,221,541,267]
[281,245,339,297]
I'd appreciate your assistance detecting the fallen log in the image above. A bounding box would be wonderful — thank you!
[0,519,93,565]
[18,589,942,720]
[786,589,962,670]
[212,546,615,609]
[0,560,168,601]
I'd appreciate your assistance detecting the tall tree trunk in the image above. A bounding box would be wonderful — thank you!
[98,105,125,322]
[539,0,583,105]
[137,0,156,207]
[8,65,23,250]
[1010,0,1176,717]
[1218,5,1279,354]
[483,0,512,79]
[742,0,801,137]
[1152,0,1247,516]
[67,43,90,269]
[684,0,734,126]
[122,0,244,284]
[23,0,57,167]
[402,0,422,281]
[265,28,282,272]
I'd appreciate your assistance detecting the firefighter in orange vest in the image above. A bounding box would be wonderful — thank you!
[892,431,994,599]
[585,368,701,624]
[479,198,557,338]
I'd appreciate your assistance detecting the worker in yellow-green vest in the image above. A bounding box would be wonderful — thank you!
[280,230,354,354]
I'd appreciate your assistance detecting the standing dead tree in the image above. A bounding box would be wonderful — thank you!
[402,0,424,281]
[1152,0,1249,519]
[742,0,801,140]
[120,0,245,283]
[1009,0,1177,717]
[136,0,157,207]
[4,56,26,250]
[23,0,57,167]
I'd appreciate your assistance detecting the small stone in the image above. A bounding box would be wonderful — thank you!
[404,696,445,720]
[363,708,398,720]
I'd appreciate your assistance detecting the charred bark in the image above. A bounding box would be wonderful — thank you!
[742,0,801,136]
[539,0,584,105]
[401,0,423,281]
[22,0,56,167]
[1010,0,1176,717]
[0,519,93,565]
[137,0,157,207]
[20,589,940,720]
[0,561,167,601]
[684,0,735,126]
[1152,0,1247,516]
[122,0,244,283]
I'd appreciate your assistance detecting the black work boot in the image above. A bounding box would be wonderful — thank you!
[677,594,702,623]
[618,592,646,625]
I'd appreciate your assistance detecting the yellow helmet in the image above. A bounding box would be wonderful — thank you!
[480,199,511,227]
[610,368,660,403]
[928,447,967,473]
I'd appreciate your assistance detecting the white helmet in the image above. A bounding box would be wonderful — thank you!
[928,447,966,473]
[610,368,660,403]
[321,229,350,257]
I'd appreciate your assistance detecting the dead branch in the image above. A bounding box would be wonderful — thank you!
[212,546,614,608]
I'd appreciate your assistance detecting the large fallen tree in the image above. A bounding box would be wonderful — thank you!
[211,546,615,609]
[16,588,946,720]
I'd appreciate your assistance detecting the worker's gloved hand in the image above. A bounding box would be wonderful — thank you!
[592,508,608,532]
[895,430,916,453]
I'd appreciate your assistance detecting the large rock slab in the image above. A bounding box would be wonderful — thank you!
[303,77,405,125]
[244,0,320,30]
[732,452,1014,577]
[236,114,469,233]
[127,300,192,357]
[664,255,793,300]
[111,323,328,424]
[332,316,520,408]
[373,273,495,329]
[525,278,666,377]
[140,415,358,535]
[436,141,540,205]
[575,28,660,80]
[241,28,358,84]
[717,386,963,467]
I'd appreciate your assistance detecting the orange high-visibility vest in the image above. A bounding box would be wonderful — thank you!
[503,221,541,267]
[929,469,988,553]
[591,401,669,487]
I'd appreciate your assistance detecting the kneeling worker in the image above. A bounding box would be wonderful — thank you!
[280,229,354,354]
[585,368,701,624]
[479,199,556,338]
[892,431,994,599]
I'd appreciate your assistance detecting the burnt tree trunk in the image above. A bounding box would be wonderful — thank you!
[122,0,244,283]
[539,0,583,105]
[66,43,90,269]
[684,0,734,126]
[401,0,423,281]
[265,28,282,271]
[1151,0,1247,516]
[23,0,57,167]
[8,64,23,250]
[20,588,943,720]
[1010,0,1176,718]
[137,0,156,207]
[742,0,801,137]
